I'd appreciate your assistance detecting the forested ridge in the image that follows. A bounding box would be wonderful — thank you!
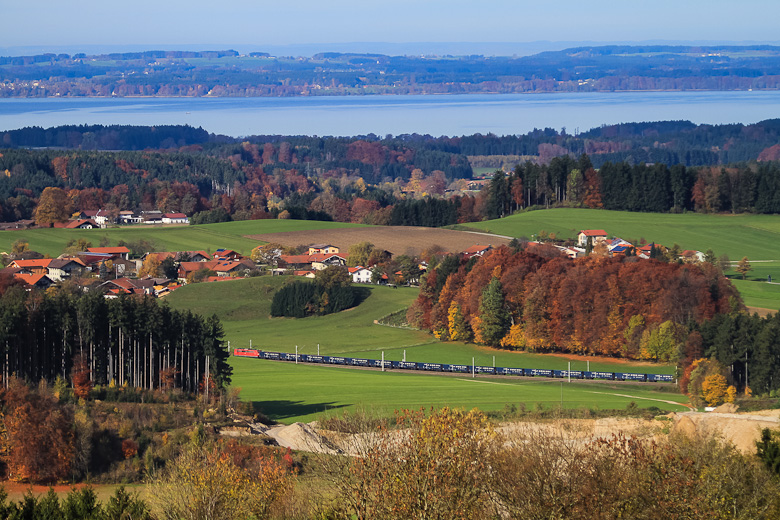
[4,121,780,226]
[4,45,780,97]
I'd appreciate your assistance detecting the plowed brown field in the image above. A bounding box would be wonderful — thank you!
[246,226,512,256]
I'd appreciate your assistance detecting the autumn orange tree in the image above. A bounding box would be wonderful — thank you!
[0,377,75,483]
[71,354,92,400]
[33,186,71,226]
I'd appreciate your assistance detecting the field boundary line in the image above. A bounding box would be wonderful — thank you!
[586,390,693,410]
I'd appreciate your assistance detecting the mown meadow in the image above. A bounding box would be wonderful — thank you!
[166,276,681,423]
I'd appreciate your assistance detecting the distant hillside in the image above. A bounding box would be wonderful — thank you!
[5,118,780,167]
[3,45,780,97]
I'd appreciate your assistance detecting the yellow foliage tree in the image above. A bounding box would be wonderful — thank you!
[500,323,525,350]
[327,408,496,520]
[725,385,737,403]
[701,373,728,406]
[150,441,292,520]
[448,301,471,342]
[138,255,161,278]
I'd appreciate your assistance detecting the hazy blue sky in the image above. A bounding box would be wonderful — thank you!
[3,0,779,53]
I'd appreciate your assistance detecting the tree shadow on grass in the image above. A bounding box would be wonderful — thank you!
[252,400,348,422]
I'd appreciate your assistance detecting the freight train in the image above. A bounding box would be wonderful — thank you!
[233,348,674,383]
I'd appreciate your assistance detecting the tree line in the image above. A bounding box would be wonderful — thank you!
[270,267,368,318]
[0,283,231,393]
[8,126,780,227]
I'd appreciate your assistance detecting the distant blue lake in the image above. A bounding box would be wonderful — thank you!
[1,91,780,138]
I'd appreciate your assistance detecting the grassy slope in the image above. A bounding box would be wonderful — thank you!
[0,219,362,258]
[459,208,780,260]
[232,358,689,424]
[166,276,681,423]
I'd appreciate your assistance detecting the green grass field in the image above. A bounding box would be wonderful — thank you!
[458,208,780,261]
[165,277,674,373]
[0,219,361,258]
[730,279,780,312]
[230,358,689,424]
[166,276,681,422]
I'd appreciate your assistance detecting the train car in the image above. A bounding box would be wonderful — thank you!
[586,371,615,380]
[280,352,297,362]
[233,348,260,358]
[497,367,524,376]
[398,361,417,370]
[262,351,280,360]
[306,355,324,364]
[351,358,370,367]
[615,372,647,382]
[422,363,443,371]
[554,370,583,379]
[369,359,392,369]
[475,366,496,375]
[648,373,674,383]
[329,356,347,365]
[449,364,470,373]
[524,368,553,377]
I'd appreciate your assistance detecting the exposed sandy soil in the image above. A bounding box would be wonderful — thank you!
[673,409,780,453]
[226,406,777,457]
[245,226,512,257]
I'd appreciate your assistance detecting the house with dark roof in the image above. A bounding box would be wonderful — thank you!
[143,251,211,263]
[118,211,143,225]
[86,246,131,260]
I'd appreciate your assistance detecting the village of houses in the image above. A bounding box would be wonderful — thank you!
[0,216,709,299]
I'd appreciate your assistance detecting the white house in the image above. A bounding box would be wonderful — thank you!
[349,266,373,284]
[162,213,189,224]
[577,229,608,247]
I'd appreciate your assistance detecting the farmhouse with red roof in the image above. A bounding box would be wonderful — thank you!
[462,245,493,259]
[577,229,608,247]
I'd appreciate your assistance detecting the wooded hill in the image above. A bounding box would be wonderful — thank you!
[409,245,738,361]
[4,45,780,97]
